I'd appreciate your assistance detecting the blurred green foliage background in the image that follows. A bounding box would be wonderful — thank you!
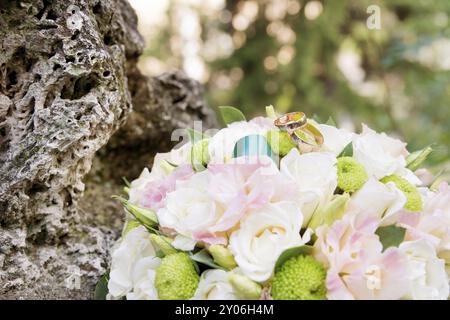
[129,0,450,175]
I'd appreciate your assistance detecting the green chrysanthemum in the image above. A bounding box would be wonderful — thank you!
[271,255,327,300]
[380,175,423,212]
[267,130,296,157]
[155,252,199,300]
[337,157,369,193]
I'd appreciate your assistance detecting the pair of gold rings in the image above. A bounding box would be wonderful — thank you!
[274,112,324,153]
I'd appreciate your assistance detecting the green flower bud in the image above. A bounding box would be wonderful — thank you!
[191,139,210,165]
[267,130,296,157]
[228,274,262,300]
[155,252,199,300]
[337,157,369,193]
[271,255,327,300]
[308,193,350,230]
[208,245,237,270]
[380,175,423,212]
[149,234,177,256]
[113,196,158,228]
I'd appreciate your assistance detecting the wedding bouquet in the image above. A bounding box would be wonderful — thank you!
[98,106,449,300]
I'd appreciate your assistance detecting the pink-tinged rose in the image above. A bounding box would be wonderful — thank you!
[197,156,299,239]
[314,214,410,299]
[327,248,409,300]
[399,182,450,263]
[128,143,192,208]
[157,171,223,251]
[158,155,300,248]
[136,165,194,211]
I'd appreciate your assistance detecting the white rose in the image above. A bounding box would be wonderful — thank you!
[353,124,413,180]
[318,124,354,156]
[107,226,161,299]
[192,270,238,300]
[347,178,407,225]
[280,149,338,226]
[400,240,449,300]
[128,142,192,205]
[229,201,306,282]
[157,171,223,251]
[125,256,161,300]
[208,120,270,164]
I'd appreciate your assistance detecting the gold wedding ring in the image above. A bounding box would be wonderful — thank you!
[274,112,324,153]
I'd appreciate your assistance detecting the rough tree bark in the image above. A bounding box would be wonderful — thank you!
[0,0,217,299]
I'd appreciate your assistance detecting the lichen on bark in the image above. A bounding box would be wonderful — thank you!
[0,0,216,299]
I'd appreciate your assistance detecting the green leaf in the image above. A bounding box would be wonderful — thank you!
[274,245,313,272]
[94,272,109,300]
[122,177,131,187]
[406,145,433,171]
[190,249,225,270]
[375,225,406,251]
[218,106,246,125]
[338,142,353,157]
[325,116,337,127]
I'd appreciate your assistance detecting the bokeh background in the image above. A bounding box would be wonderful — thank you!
[128,0,450,176]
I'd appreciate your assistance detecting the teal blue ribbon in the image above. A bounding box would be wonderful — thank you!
[232,134,278,164]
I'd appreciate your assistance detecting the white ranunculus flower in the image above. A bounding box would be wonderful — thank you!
[107,226,161,300]
[280,149,338,226]
[157,171,223,251]
[128,142,192,205]
[353,124,410,180]
[318,124,354,156]
[400,240,449,300]
[229,201,306,282]
[347,178,407,225]
[192,269,238,300]
[208,120,271,164]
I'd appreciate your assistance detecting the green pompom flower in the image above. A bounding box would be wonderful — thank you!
[267,130,296,157]
[271,255,327,300]
[380,175,423,212]
[155,252,199,300]
[337,157,369,193]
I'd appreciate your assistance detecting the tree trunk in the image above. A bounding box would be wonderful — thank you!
[0,0,217,299]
